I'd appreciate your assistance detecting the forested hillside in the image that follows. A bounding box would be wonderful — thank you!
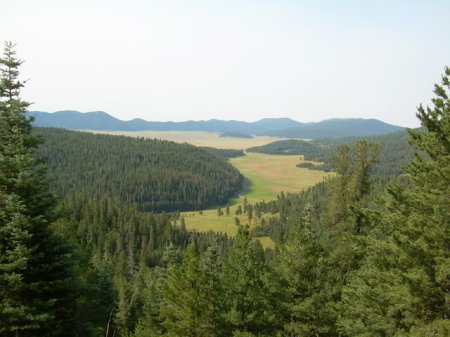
[2,43,448,337]
[247,139,322,155]
[199,146,245,159]
[264,118,404,138]
[248,130,415,175]
[34,127,243,212]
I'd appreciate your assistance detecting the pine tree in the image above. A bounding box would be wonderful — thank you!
[160,244,216,337]
[221,226,278,336]
[0,42,79,336]
[329,141,380,232]
[274,141,380,336]
[339,67,450,336]
[275,201,338,336]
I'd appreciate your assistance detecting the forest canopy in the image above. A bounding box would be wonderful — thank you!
[33,127,243,212]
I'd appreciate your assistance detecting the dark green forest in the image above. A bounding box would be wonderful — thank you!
[263,118,403,138]
[1,43,449,337]
[248,130,415,176]
[33,127,243,212]
[219,131,254,138]
[248,139,323,156]
[199,146,245,159]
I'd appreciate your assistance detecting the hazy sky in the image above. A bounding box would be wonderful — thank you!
[2,0,449,127]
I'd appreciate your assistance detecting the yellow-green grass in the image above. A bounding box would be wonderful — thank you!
[179,208,273,237]
[257,236,277,250]
[85,130,287,149]
[182,153,331,247]
[230,152,329,203]
[86,130,329,248]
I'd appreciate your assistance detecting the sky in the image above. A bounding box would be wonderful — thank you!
[1,0,449,127]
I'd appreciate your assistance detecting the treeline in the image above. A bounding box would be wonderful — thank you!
[34,127,243,212]
[219,131,254,138]
[200,146,245,159]
[247,139,322,156]
[247,130,415,175]
[313,130,416,175]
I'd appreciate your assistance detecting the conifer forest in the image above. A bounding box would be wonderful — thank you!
[0,42,449,337]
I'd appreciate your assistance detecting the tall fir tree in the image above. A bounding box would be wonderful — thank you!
[339,67,450,336]
[221,226,279,336]
[160,243,217,337]
[0,42,79,336]
[274,201,337,336]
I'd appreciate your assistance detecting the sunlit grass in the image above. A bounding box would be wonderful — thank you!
[88,130,331,249]
[182,153,331,248]
[86,130,287,149]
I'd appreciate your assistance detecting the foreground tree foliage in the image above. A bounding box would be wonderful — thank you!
[160,244,217,337]
[3,42,448,337]
[339,67,450,336]
[0,42,80,336]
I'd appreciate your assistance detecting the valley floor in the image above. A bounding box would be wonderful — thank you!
[87,130,330,246]
[181,152,330,246]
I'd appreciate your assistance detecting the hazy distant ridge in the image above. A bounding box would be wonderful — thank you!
[29,110,302,133]
[29,110,404,138]
[265,118,404,138]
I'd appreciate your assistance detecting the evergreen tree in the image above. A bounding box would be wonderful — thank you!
[236,205,243,215]
[329,141,380,232]
[272,141,381,336]
[339,67,450,336]
[274,201,335,336]
[200,244,227,336]
[160,244,217,337]
[0,42,79,336]
[221,226,278,336]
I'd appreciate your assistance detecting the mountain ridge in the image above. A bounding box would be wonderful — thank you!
[29,110,404,138]
[29,110,304,133]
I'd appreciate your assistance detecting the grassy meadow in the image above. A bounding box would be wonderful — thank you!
[89,130,330,247]
[181,152,331,246]
[87,130,286,149]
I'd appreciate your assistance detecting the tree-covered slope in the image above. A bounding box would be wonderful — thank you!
[199,147,245,159]
[264,118,404,138]
[312,130,416,175]
[34,127,243,212]
[247,130,415,175]
[247,139,322,155]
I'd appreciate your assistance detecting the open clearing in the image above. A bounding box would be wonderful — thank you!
[87,130,287,149]
[229,152,328,203]
[182,152,331,245]
[89,130,329,247]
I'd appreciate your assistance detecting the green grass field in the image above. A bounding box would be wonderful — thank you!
[89,130,329,248]
[229,152,328,202]
[182,152,331,246]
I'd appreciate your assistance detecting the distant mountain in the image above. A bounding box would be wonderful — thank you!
[29,110,127,130]
[264,118,404,138]
[29,110,303,133]
[29,111,404,138]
